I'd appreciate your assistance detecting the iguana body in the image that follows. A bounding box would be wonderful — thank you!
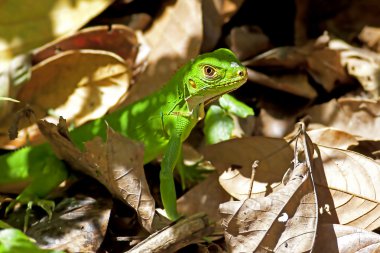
[0,48,247,220]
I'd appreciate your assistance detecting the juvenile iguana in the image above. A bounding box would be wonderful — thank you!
[0,48,248,221]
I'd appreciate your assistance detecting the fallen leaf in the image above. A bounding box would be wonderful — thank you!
[0,54,31,120]
[0,49,131,149]
[359,26,380,53]
[306,128,359,150]
[27,196,112,252]
[316,145,380,231]
[329,38,380,97]
[33,24,139,69]
[202,136,380,231]
[226,25,271,61]
[0,0,113,61]
[308,98,380,140]
[177,172,230,223]
[201,137,293,200]
[220,162,317,252]
[123,0,203,105]
[314,224,380,252]
[37,118,161,232]
[200,0,244,52]
[247,69,317,99]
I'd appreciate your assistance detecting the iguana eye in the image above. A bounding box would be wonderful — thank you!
[203,65,216,77]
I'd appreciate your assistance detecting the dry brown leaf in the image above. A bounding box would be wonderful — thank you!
[308,98,380,140]
[201,0,244,52]
[202,136,380,231]
[226,25,271,61]
[200,137,293,200]
[359,26,380,53]
[123,0,202,105]
[306,128,359,150]
[0,54,31,120]
[27,197,112,252]
[316,145,380,231]
[0,50,131,149]
[177,172,230,223]
[329,38,380,97]
[37,119,160,232]
[314,224,380,252]
[0,0,113,61]
[245,34,351,96]
[33,24,139,69]
[220,162,317,252]
[247,69,317,99]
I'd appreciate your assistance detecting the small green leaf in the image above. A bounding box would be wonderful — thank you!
[0,228,64,253]
[204,105,234,145]
[219,94,254,118]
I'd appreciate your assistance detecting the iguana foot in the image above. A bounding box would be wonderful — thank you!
[5,194,55,231]
[177,162,212,190]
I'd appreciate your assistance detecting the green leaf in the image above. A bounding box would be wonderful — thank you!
[204,105,234,145]
[0,228,63,253]
[0,221,12,229]
[219,94,254,118]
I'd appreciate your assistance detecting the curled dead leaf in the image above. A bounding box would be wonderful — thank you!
[0,49,131,149]
[220,162,317,252]
[37,119,159,232]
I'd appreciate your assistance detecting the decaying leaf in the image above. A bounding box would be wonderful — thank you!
[33,24,139,69]
[0,50,131,149]
[37,118,160,232]
[0,0,114,61]
[201,0,244,52]
[123,0,203,105]
[314,224,380,252]
[302,127,359,150]
[316,145,380,231]
[220,162,317,252]
[226,25,271,61]
[0,54,31,120]
[359,26,380,53]
[308,98,380,140]
[244,33,351,98]
[329,38,380,98]
[27,197,112,252]
[201,137,293,200]
[177,172,230,224]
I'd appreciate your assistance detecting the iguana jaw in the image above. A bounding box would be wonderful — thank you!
[185,71,248,110]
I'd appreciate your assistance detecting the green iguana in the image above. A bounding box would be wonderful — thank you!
[0,48,248,222]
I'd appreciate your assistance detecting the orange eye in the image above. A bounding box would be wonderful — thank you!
[203,65,216,77]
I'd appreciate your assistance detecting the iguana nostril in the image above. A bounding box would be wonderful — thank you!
[238,70,244,77]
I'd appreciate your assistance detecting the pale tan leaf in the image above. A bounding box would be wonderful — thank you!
[316,146,380,231]
[0,0,114,61]
[306,128,359,149]
[308,98,380,140]
[314,224,380,252]
[201,137,293,200]
[359,26,380,53]
[0,49,131,149]
[123,0,203,105]
[329,38,380,98]
[220,162,317,252]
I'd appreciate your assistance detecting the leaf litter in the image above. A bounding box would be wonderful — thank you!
[4,0,380,252]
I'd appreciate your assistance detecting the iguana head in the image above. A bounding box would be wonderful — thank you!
[184,48,247,108]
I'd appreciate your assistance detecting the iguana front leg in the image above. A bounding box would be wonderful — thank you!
[5,156,67,230]
[160,134,181,221]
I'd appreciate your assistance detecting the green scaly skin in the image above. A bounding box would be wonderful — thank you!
[0,48,247,221]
